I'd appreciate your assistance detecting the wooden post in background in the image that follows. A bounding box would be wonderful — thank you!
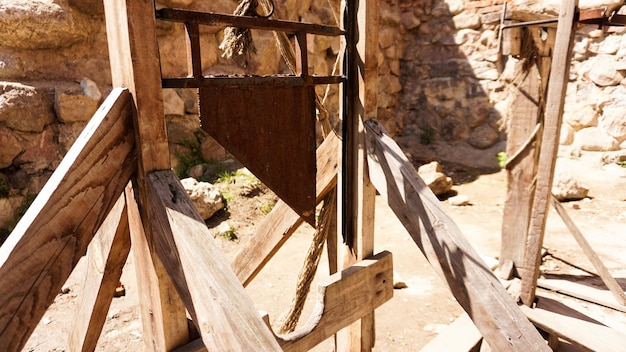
[519,0,577,306]
[500,24,555,278]
[103,0,190,349]
[337,0,379,350]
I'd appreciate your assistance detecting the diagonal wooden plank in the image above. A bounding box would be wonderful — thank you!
[519,0,578,306]
[125,184,190,351]
[232,132,339,287]
[0,88,136,351]
[69,193,131,352]
[146,170,282,351]
[364,119,550,351]
[551,195,626,306]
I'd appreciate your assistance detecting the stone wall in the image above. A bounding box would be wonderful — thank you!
[1,0,626,231]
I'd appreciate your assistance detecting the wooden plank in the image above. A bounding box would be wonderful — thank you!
[0,88,136,351]
[519,0,578,306]
[551,196,626,306]
[169,251,393,352]
[419,313,482,352]
[500,62,542,276]
[538,278,626,313]
[232,132,339,286]
[521,297,626,352]
[156,8,345,36]
[104,1,190,347]
[68,194,131,352]
[279,251,393,352]
[337,0,379,350]
[146,170,282,351]
[364,119,550,351]
[125,184,189,351]
[104,0,170,174]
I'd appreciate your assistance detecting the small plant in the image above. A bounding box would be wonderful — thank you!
[220,225,237,241]
[175,137,206,178]
[497,152,507,169]
[260,200,275,215]
[419,126,435,145]
[618,161,626,168]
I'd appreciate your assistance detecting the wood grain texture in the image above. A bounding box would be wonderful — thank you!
[104,0,170,173]
[419,313,482,352]
[519,0,577,306]
[364,119,549,352]
[125,184,189,351]
[500,62,541,275]
[551,196,626,306]
[69,194,131,352]
[173,251,393,352]
[521,295,626,352]
[232,132,339,286]
[146,170,282,351]
[338,0,379,349]
[538,278,626,313]
[0,88,136,351]
[279,251,393,352]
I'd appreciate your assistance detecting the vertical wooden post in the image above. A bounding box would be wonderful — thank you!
[500,27,555,278]
[519,0,577,306]
[338,0,379,350]
[103,0,189,349]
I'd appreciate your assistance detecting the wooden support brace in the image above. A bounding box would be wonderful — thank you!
[69,193,131,352]
[0,88,136,351]
[519,0,578,306]
[232,132,339,286]
[146,170,282,351]
[419,313,482,352]
[171,251,393,352]
[364,119,550,351]
[550,195,626,305]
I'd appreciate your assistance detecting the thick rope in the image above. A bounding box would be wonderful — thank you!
[219,0,259,67]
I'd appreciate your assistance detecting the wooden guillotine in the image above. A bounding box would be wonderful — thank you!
[0,0,575,351]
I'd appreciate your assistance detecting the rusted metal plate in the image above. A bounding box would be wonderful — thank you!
[199,85,316,225]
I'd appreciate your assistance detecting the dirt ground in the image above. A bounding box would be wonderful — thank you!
[22,151,626,351]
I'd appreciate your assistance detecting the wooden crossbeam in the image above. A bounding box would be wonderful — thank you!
[519,0,578,306]
[232,132,339,286]
[278,251,393,351]
[171,251,393,352]
[0,88,136,351]
[69,193,131,351]
[364,119,550,351]
[146,170,282,351]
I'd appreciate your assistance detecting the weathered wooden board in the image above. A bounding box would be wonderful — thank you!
[551,196,626,306]
[104,0,190,347]
[0,88,136,351]
[520,0,578,306]
[538,278,626,313]
[199,85,317,226]
[522,295,626,352]
[171,251,393,352]
[500,62,541,277]
[279,251,393,352]
[69,194,131,352]
[125,184,190,351]
[337,0,379,349]
[146,170,282,351]
[364,119,550,351]
[419,313,482,352]
[232,132,339,286]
